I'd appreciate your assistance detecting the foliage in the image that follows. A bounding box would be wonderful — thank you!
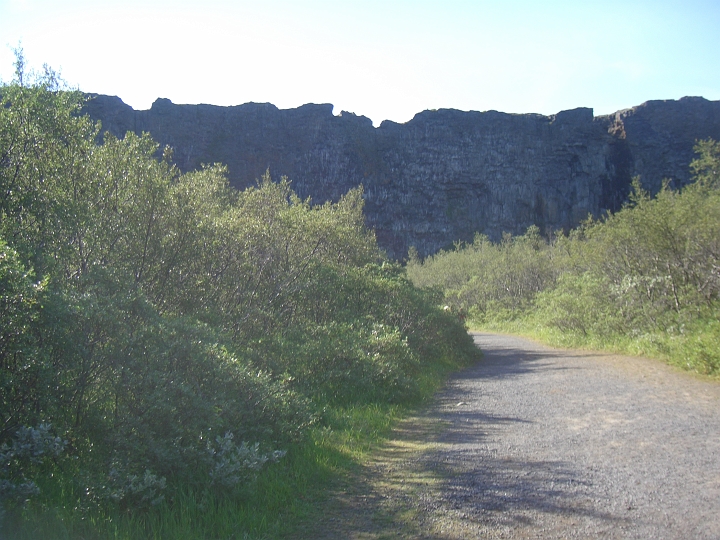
[531,272,624,337]
[0,241,48,442]
[106,468,167,511]
[407,225,557,321]
[0,424,66,514]
[408,140,720,376]
[0,53,478,537]
[206,433,286,490]
[691,138,720,188]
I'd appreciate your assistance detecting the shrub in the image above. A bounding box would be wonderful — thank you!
[0,424,66,517]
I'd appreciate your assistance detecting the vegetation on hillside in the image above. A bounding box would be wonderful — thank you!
[0,54,479,538]
[408,139,720,376]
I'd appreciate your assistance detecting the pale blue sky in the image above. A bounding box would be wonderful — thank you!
[1,0,719,125]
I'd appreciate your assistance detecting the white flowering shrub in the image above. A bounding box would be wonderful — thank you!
[207,432,286,489]
[0,424,66,518]
[107,468,167,510]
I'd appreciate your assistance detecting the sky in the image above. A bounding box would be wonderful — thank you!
[1,0,719,126]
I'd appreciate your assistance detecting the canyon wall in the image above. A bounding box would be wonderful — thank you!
[84,95,720,259]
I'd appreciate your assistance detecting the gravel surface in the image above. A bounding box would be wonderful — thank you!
[304,332,720,539]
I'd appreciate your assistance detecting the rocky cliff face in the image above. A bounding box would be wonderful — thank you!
[84,95,720,259]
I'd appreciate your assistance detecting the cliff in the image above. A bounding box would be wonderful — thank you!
[83,95,720,259]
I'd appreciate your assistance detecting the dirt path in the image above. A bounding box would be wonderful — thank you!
[300,332,720,539]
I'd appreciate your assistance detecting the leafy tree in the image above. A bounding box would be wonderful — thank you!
[691,138,720,188]
[1,52,478,532]
[0,240,46,440]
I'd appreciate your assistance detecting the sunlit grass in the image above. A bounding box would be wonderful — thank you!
[472,315,720,379]
[5,345,472,540]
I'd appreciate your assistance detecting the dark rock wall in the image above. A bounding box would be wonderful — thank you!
[84,95,720,259]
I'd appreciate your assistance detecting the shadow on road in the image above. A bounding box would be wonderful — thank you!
[301,332,631,539]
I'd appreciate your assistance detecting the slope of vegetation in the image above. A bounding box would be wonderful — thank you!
[0,57,479,538]
[408,140,720,376]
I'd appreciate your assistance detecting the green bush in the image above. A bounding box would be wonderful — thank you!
[407,141,720,376]
[532,272,623,337]
[0,240,47,442]
[1,54,478,535]
[407,226,556,320]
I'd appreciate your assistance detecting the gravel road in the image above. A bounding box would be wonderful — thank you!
[305,332,720,539]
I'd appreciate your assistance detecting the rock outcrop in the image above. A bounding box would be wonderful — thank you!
[83,95,720,259]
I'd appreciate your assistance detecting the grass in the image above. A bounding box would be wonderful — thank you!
[472,315,720,379]
[4,410,392,539]
[4,348,475,540]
